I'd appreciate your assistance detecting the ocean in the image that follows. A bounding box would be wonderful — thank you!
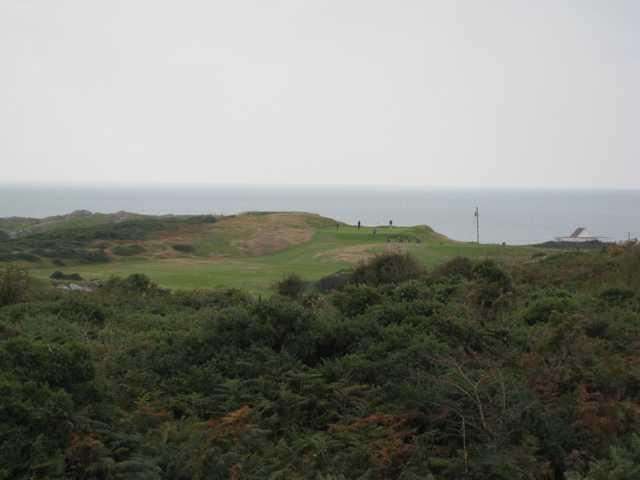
[1,183,638,245]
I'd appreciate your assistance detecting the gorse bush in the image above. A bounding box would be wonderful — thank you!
[276,273,306,298]
[49,271,83,281]
[472,259,513,290]
[51,296,106,325]
[523,293,576,325]
[0,337,96,478]
[333,284,382,317]
[316,269,351,292]
[0,215,216,264]
[0,252,41,262]
[471,259,514,309]
[111,244,145,256]
[0,266,31,307]
[433,256,474,280]
[1,250,640,479]
[351,252,424,286]
[599,287,635,304]
[172,243,195,253]
[101,273,165,298]
[171,288,251,310]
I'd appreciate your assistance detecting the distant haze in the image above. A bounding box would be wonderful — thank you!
[1,1,639,187]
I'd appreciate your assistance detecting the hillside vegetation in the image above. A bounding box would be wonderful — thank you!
[1,211,548,293]
[1,245,639,479]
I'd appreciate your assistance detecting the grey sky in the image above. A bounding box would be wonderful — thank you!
[1,0,639,187]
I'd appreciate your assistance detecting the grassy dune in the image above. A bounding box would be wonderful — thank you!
[4,212,546,293]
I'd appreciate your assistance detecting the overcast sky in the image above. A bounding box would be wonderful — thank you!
[1,1,639,187]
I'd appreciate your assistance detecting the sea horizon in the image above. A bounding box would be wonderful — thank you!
[2,182,639,245]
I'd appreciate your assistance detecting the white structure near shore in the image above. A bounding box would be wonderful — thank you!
[555,227,604,243]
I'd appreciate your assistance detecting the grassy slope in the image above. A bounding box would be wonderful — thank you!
[0,210,148,235]
[19,213,545,293]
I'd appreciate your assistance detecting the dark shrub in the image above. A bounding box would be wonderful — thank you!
[172,244,195,253]
[351,253,424,286]
[171,288,251,310]
[187,215,217,224]
[252,297,316,361]
[199,306,266,352]
[112,244,145,256]
[276,274,307,298]
[0,337,95,396]
[433,256,474,279]
[473,260,513,291]
[333,284,382,317]
[523,296,575,326]
[49,271,83,281]
[0,252,40,262]
[0,231,9,242]
[600,287,635,304]
[30,246,109,264]
[383,279,432,303]
[317,270,351,292]
[123,273,154,292]
[52,296,106,325]
[0,266,31,307]
[103,273,159,295]
[0,376,74,478]
[471,260,514,309]
[584,318,609,338]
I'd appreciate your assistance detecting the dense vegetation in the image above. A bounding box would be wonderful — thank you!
[0,215,216,266]
[1,246,639,479]
[2,211,551,294]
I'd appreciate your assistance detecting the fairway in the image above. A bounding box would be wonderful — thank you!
[26,221,543,294]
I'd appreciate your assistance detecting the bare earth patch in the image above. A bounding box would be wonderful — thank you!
[316,244,408,264]
[234,228,312,256]
[224,213,317,256]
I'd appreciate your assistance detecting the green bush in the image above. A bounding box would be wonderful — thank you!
[473,259,513,290]
[112,244,145,256]
[29,246,109,263]
[600,287,635,304]
[0,337,96,478]
[101,273,163,297]
[0,266,31,307]
[0,337,95,399]
[333,284,382,317]
[433,256,474,280]
[171,288,251,310]
[0,376,74,478]
[49,271,83,281]
[52,296,106,325]
[50,271,64,280]
[2,243,640,479]
[172,244,195,253]
[276,274,306,298]
[351,253,424,286]
[317,270,351,292]
[523,295,575,325]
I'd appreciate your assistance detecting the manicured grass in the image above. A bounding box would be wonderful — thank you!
[28,223,543,294]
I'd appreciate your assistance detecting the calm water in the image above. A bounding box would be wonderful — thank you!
[1,183,639,245]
